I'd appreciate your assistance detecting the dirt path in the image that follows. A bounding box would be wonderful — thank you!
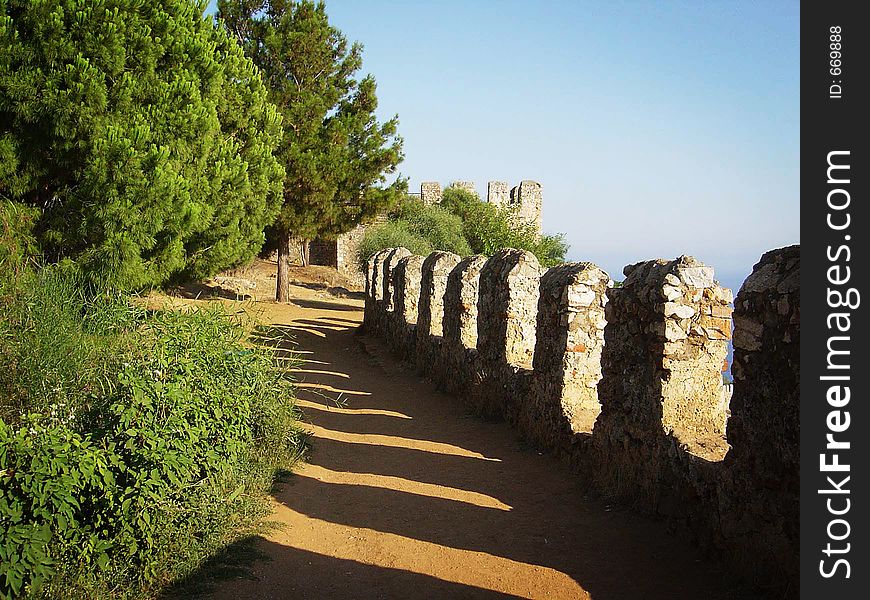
[194,282,753,600]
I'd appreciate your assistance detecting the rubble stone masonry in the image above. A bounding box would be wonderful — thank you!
[518,263,610,450]
[363,245,799,592]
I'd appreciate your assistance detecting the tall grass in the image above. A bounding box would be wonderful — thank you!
[0,266,306,599]
[0,270,139,425]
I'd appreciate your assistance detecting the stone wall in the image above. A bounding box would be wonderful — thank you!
[421,181,442,205]
[394,255,425,327]
[443,255,488,351]
[381,247,412,313]
[719,245,800,585]
[363,248,391,332]
[477,249,541,370]
[363,245,800,593]
[517,180,543,234]
[416,251,461,378]
[487,181,510,208]
[449,180,477,195]
[597,256,732,461]
[309,238,338,269]
[335,222,369,283]
[470,250,541,419]
[439,255,488,396]
[518,263,610,450]
[310,179,541,285]
[310,218,384,288]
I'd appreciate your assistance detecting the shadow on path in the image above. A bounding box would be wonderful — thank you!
[188,303,759,600]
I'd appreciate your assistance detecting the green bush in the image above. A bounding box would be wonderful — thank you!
[442,187,568,267]
[356,200,472,269]
[391,200,472,257]
[358,188,569,268]
[0,270,304,599]
[357,221,432,269]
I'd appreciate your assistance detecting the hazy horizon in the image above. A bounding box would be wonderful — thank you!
[207,0,799,294]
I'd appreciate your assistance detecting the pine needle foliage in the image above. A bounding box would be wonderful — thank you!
[217,0,406,299]
[0,0,285,289]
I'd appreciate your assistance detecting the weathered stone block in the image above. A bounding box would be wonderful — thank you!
[487,181,509,208]
[525,262,610,442]
[420,181,442,206]
[394,255,425,326]
[364,248,393,331]
[443,255,487,350]
[719,245,799,586]
[415,251,461,380]
[381,247,412,313]
[418,251,462,339]
[598,255,732,459]
[477,249,542,370]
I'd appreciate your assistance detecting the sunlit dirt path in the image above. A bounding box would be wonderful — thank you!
[201,284,753,600]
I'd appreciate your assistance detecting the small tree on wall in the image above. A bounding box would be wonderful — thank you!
[218,0,406,301]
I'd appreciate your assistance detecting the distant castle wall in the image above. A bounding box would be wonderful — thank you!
[363,244,800,593]
[312,179,543,284]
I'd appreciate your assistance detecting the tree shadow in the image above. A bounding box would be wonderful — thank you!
[169,281,253,301]
[169,536,527,600]
[188,314,764,600]
[289,297,363,312]
[162,535,268,598]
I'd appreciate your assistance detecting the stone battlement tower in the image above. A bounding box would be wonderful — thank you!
[420,179,543,234]
[311,179,544,284]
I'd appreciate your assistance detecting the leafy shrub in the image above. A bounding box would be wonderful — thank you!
[358,188,569,268]
[357,221,433,269]
[357,199,473,268]
[391,200,472,257]
[442,187,568,267]
[528,232,569,268]
[0,271,304,598]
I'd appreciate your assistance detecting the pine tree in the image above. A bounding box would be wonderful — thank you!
[218,0,405,301]
[0,0,285,288]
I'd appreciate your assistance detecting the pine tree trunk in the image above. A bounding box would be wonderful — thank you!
[301,240,311,267]
[276,231,292,303]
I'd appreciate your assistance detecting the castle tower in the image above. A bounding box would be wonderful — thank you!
[517,180,543,234]
[421,182,442,205]
[487,181,510,208]
[449,181,477,196]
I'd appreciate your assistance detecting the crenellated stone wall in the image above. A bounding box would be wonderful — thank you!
[486,181,510,208]
[516,180,543,233]
[381,247,412,313]
[597,256,732,461]
[313,179,542,283]
[466,249,542,420]
[443,255,488,351]
[519,263,611,449]
[362,245,799,593]
[421,181,443,206]
[416,251,461,377]
[477,249,541,370]
[394,255,425,327]
[364,248,392,331]
[719,245,800,586]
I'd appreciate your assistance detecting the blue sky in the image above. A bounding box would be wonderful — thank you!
[207,1,799,292]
